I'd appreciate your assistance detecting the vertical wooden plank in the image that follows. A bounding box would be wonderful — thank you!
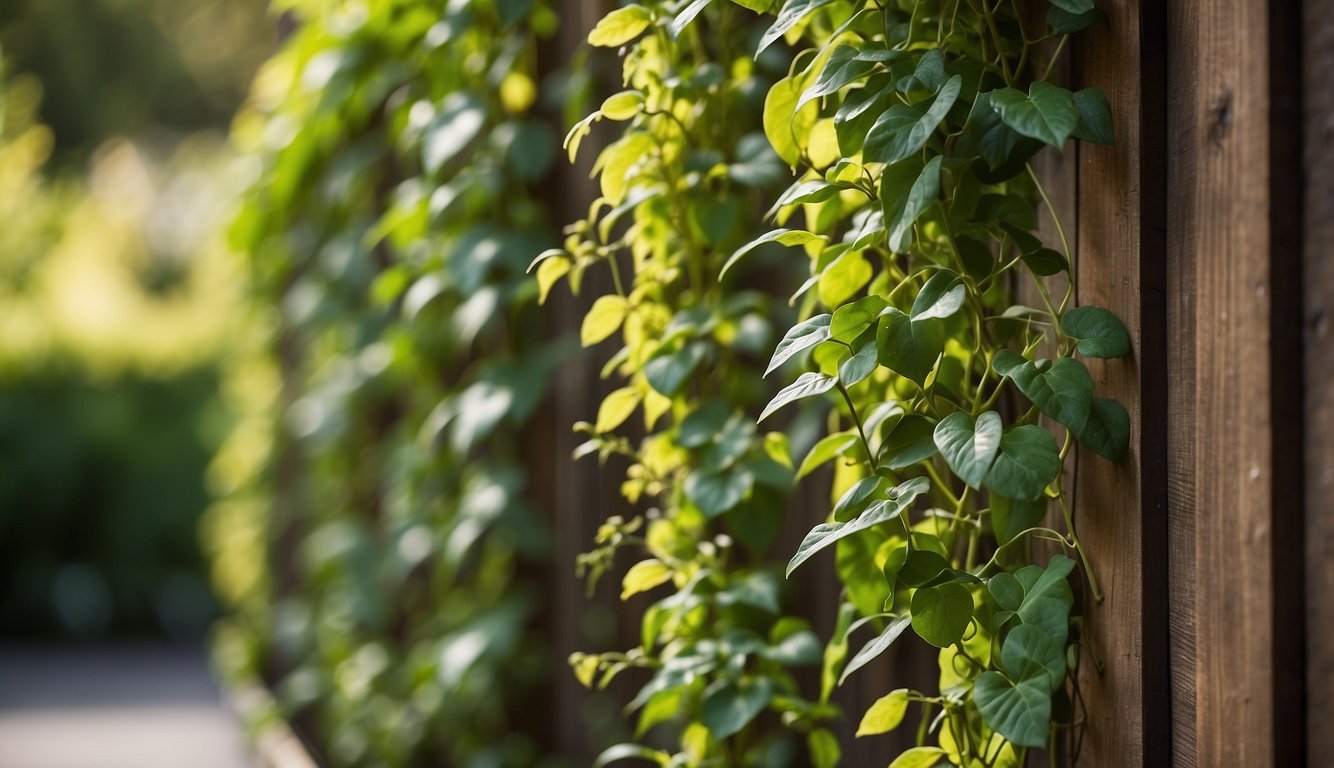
[1070,0,1168,765]
[1164,0,1302,763]
[1305,0,1334,759]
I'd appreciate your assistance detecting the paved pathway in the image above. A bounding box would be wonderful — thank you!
[0,643,253,768]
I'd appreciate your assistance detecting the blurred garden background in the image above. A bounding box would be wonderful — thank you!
[0,0,273,764]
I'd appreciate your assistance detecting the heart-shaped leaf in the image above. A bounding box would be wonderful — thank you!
[863,75,962,165]
[983,424,1061,501]
[1000,623,1066,692]
[911,270,967,320]
[879,414,939,469]
[973,671,1051,748]
[992,350,1094,431]
[910,582,974,647]
[991,81,1078,148]
[876,308,944,385]
[1060,305,1131,358]
[933,411,1003,489]
[881,155,943,252]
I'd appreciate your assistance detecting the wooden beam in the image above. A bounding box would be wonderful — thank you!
[1071,0,1169,765]
[1164,0,1303,763]
[1305,0,1334,759]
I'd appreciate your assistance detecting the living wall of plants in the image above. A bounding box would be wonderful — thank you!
[222,0,1130,766]
[213,0,576,765]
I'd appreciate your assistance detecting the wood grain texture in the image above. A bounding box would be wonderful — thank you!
[1071,0,1169,764]
[1166,0,1280,764]
[1305,0,1334,759]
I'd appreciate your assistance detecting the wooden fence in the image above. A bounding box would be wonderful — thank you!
[523,0,1327,764]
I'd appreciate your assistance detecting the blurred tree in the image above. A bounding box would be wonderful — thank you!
[0,0,271,161]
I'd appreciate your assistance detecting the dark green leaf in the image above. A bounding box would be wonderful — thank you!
[1047,6,1105,34]
[988,571,1025,612]
[991,494,1048,545]
[911,270,967,320]
[1060,305,1131,358]
[933,410,1003,489]
[879,414,938,469]
[876,308,944,385]
[1001,624,1066,692]
[991,81,1078,148]
[832,476,887,522]
[685,467,754,517]
[973,671,1051,748]
[839,335,880,386]
[839,615,912,683]
[1075,396,1130,461]
[863,75,961,165]
[881,155,943,252]
[1072,88,1114,145]
[700,677,774,739]
[1021,247,1069,276]
[644,342,708,397]
[787,477,930,576]
[910,582,974,647]
[984,425,1061,501]
[992,350,1094,432]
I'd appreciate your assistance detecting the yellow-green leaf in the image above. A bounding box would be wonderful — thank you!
[596,387,643,432]
[581,295,629,346]
[621,559,672,600]
[888,747,948,768]
[856,688,910,736]
[601,90,644,121]
[817,250,872,307]
[588,5,653,47]
[571,653,600,688]
[536,256,570,305]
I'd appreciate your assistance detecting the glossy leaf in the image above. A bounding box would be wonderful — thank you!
[881,155,943,252]
[876,308,944,386]
[1061,305,1132,358]
[839,615,912,684]
[588,5,652,47]
[991,81,1079,148]
[910,583,974,647]
[933,411,1002,489]
[756,0,836,55]
[787,477,930,576]
[863,75,961,165]
[758,371,837,423]
[984,425,1062,501]
[766,314,832,376]
[973,671,1051,748]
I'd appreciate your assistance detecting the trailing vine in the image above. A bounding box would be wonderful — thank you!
[732,0,1127,765]
[218,1,566,765]
[533,3,842,766]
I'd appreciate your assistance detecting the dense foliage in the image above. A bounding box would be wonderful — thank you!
[215,1,573,765]
[207,0,1130,765]
[743,0,1125,764]
[534,3,841,766]
[0,65,244,640]
[541,0,1127,766]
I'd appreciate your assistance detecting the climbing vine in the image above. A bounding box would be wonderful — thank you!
[533,3,842,766]
[739,0,1126,765]
[217,1,566,765]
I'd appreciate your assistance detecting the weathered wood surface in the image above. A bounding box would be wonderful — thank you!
[1306,0,1334,760]
[1071,0,1169,765]
[1165,0,1303,764]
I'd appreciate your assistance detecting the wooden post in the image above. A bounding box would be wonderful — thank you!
[1064,0,1170,764]
[1305,0,1333,760]
[1164,0,1304,764]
